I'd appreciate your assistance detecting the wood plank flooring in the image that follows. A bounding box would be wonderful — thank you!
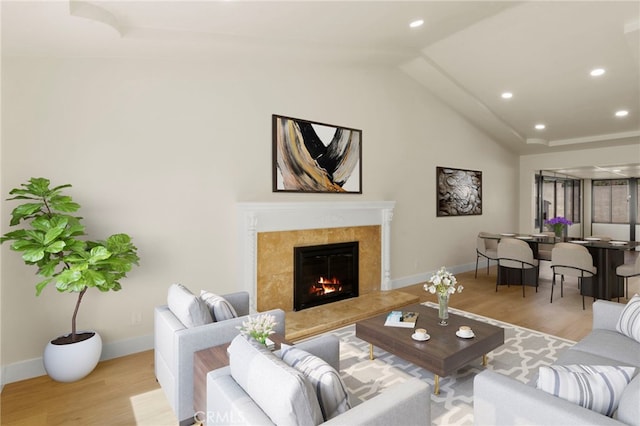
[2,265,637,425]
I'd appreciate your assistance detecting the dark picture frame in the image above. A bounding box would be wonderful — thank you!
[272,114,362,193]
[436,167,482,216]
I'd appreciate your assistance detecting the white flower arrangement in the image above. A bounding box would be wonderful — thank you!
[237,313,277,345]
[424,266,463,297]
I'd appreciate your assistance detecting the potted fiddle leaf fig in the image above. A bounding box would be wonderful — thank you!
[0,177,140,382]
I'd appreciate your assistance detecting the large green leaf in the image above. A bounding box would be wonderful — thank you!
[6,194,39,201]
[10,239,40,251]
[23,229,44,244]
[61,217,86,237]
[44,240,66,254]
[31,215,68,232]
[64,239,86,253]
[56,269,82,285]
[88,246,111,263]
[43,226,66,246]
[9,203,43,225]
[49,195,80,213]
[35,277,53,296]
[48,183,73,194]
[37,260,60,277]
[82,269,107,287]
[0,229,26,244]
[22,247,45,263]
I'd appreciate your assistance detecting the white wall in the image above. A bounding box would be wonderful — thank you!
[1,56,517,382]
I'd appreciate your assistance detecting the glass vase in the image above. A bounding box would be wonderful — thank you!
[554,226,564,238]
[438,293,449,326]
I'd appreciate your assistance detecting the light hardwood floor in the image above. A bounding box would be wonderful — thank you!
[2,266,636,425]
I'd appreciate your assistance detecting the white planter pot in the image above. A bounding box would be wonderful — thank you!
[43,330,102,382]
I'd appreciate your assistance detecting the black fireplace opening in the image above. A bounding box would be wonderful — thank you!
[293,241,359,311]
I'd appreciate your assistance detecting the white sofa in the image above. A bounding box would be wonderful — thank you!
[154,290,285,426]
[205,334,431,426]
[474,300,640,425]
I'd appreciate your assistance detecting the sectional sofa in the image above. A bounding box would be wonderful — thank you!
[474,299,640,425]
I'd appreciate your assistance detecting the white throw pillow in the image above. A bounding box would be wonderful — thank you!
[537,365,637,417]
[614,374,640,425]
[616,294,640,343]
[199,290,238,322]
[280,344,351,420]
[167,283,213,328]
[228,335,323,426]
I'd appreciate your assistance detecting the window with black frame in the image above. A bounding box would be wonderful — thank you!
[535,173,581,230]
[592,179,631,224]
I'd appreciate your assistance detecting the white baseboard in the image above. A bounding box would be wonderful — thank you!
[390,262,483,290]
[1,333,154,388]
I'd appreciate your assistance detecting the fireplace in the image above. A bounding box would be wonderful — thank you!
[293,241,359,311]
[237,201,395,312]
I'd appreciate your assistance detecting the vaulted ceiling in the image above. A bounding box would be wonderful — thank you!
[2,1,639,176]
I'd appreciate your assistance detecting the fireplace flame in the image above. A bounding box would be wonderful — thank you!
[310,276,343,296]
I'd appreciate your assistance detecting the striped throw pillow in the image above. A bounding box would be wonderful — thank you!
[537,365,637,417]
[199,291,238,322]
[280,345,351,421]
[616,294,640,343]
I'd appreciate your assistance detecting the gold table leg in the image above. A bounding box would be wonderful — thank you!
[434,375,440,395]
[482,354,488,366]
[369,344,374,360]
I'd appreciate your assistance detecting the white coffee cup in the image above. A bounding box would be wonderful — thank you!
[458,326,473,337]
[414,328,428,339]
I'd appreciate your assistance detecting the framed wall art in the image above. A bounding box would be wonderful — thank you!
[272,114,362,193]
[436,167,482,216]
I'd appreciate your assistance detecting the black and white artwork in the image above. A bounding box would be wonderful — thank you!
[436,167,482,216]
[272,115,362,193]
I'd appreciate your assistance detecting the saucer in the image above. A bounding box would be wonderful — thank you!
[456,331,475,339]
[412,333,430,341]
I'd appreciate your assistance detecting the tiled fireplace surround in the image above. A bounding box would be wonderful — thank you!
[237,201,395,312]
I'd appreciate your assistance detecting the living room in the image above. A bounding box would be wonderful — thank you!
[1,1,639,424]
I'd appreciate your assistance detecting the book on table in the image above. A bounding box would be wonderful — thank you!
[384,310,419,328]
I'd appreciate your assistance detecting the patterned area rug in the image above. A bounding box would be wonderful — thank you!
[328,303,575,425]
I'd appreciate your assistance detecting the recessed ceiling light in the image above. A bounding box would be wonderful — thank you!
[590,68,605,77]
[611,169,622,173]
[501,92,513,99]
[409,19,424,28]
[535,124,546,130]
[615,110,629,117]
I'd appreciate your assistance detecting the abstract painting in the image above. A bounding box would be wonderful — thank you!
[436,167,482,216]
[273,115,362,193]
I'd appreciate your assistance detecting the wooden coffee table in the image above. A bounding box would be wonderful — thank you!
[355,303,504,394]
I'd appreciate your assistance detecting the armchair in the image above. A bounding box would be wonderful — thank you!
[206,334,431,426]
[154,290,285,426]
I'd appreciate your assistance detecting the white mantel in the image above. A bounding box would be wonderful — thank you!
[236,201,396,311]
